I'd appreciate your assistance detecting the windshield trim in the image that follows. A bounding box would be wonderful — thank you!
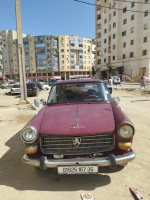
[47,81,111,105]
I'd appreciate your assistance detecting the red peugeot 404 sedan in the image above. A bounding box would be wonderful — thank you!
[21,79,135,174]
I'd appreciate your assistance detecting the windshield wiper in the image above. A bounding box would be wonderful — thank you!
[86,99,103,102]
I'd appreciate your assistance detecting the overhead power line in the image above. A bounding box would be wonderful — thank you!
[73,0,150,14]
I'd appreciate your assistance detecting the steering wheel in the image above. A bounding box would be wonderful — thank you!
[89,95,99,99]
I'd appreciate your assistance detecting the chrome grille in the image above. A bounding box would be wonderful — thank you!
[41,134,114,155]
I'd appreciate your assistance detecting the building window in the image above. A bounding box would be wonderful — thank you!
[104,29,107,34]
[131,15,134,21]
[143,37,147,43]
[122,31,126,36]
[97,14,101,20]
[129,52,134,58]
[123,19,127,24]
[97,33,101,38]
[112,56,115,60]
[130,40,134,45]
[131,2,135,7]
[113,34,116,39]
[113,11,116,16]
[104,39,107,43]
[144,23,148,30]
[104,19,107,24]
[142,50,147,56]
[113,45,115,49]
[104,58,106,63]
[61,49,64,52]
[145,0,149,2]
[130,27,134,33]
[104,48,107,53]
[123,7,127,13]
[97,5,101,10]
[98,59,101,64]
[97,42,101,47]
[123,42,126,48]
[122,54,126,59]
[97,24,101,29]
[113,22,116,28]
[144,10,148,17]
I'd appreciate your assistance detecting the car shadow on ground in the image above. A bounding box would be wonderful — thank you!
[0,130,122,192]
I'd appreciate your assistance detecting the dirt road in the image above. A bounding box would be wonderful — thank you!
[0,88,150,200]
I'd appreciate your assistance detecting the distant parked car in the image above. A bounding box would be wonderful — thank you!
[49,79,57,86]
[36,82,43,91]
[2,81,17,89]
[27,82,39,97]
[111,76,121,85]
[10,84,20,94]
[39,82,50,90]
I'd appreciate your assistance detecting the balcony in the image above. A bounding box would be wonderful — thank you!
[70,65,83,71]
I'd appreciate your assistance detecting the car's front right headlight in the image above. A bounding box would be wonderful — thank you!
[21,126,37,143]
[118,123,134,139]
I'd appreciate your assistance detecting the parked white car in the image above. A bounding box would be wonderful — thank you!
[2,81,17,89]
[39,82,50,90]
[10,84,20,94]
[111,76,121,85]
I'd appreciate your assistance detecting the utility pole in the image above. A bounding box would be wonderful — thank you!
[15,0,28,104]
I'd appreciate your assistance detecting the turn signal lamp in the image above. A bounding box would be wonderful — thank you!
[118,142,132,150]
[25,146,38,154]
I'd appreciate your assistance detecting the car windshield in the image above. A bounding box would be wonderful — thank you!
[47,82,111,104]
[12,84,20,88]
[42,82,48,85]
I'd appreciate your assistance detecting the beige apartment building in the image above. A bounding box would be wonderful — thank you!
[0,36,3,79]
[96,0,150,80]
[59,35,94,79]
[0,30,27,79]
[0,31,95,80]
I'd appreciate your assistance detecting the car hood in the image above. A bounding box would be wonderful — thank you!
[40,102,115,136]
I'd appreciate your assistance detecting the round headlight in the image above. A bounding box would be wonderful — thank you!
[119,124,134,138]
[21,126,37,143]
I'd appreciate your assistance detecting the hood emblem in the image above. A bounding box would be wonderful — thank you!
[73,137,81,147]
[71,105,84,129]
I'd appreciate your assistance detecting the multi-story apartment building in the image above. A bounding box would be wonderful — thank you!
[96,0,150,79]
[13,34,95,80]
[0,36,3,79]
[0,30,95,80]
[59,35,93,79]
[0,30,26,79]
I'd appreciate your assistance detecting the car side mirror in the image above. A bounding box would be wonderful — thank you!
[40,99,46,106]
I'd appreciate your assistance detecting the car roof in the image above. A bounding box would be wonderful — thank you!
[54,78,104,85]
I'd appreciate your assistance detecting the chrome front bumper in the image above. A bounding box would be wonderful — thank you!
[22,151,136,169]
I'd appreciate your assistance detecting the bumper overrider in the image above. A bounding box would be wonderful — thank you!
[22,150,136,170]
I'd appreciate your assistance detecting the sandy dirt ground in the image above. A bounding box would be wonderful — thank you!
[0,88,150,200]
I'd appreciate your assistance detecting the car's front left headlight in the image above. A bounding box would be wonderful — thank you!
[118,123,134,139]
[21,126,37,143]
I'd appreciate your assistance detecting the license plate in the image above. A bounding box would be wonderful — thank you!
[27,89,32,90]
[58,165,98,175]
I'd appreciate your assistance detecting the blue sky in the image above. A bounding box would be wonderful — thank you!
[0,0,95,38]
